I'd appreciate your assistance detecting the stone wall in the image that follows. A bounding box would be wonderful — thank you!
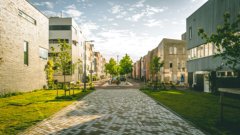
[0,0,49,94]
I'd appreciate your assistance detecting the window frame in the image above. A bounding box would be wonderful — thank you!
[24,41,29,66]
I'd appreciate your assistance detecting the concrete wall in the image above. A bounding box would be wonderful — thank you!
[0,0,48,94]
[186,0,240,73]
[187,0,240,49]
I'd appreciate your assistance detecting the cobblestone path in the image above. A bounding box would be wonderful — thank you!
[22,89,205,135]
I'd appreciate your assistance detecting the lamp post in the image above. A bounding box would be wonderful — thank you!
[84,40,94,91]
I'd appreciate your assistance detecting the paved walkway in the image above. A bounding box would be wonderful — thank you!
[22,89,205,135]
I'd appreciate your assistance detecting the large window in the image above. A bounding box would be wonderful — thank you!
[49,25,71,30]
[24,41,28,65]
[39,47,48,60]
[188,43,214,60]
[49,39,69,44]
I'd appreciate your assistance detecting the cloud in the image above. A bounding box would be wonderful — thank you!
[94,29,162,61]
[110,5,122,14]
[33,2,54,9]
[135,0,145,8]
[81,22,99,37]
[64,5,83,17]
[126,12,145,22]
[126,5,167,22]
[144,19,163,27]
[145,5,167,16]
[42,10,59,17]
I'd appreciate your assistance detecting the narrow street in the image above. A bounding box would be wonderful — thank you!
[22,84,205,135]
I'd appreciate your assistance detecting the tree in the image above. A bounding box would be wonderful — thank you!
[198,12,240,76]
[51,39,76,93]
[150,56,164,88]
[44,60,54,89]
[119,54,133,75]
[105,58,118,76]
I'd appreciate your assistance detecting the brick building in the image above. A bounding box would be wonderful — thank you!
[0,0,49,94]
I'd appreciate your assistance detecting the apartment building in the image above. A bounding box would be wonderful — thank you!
[186,0,240,92]
[94,52,106,79]
[136,38,187,84]
[0,0,49,94]
[158,38,187,84]
[49,17,84,83]
[85,42,94,77]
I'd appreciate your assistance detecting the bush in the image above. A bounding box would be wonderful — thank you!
[88,82,95,90]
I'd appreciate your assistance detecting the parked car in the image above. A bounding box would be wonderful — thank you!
[120,75,126,82]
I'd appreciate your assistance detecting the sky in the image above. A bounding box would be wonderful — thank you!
[28,0,208,62]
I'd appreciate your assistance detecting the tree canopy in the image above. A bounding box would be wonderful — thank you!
[198,12,240,75]
[150,56,164,80]
[105,58,118,76]
[119,54,133,75]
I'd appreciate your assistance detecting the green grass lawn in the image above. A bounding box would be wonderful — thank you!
[0,89,93,135]
[142,89,240,135]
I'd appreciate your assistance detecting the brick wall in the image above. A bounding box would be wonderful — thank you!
[0,0,48,94]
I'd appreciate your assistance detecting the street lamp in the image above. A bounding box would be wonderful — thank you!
[84,40,94,91]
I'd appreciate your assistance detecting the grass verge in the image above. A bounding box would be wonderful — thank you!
[0,89,93,135]
[142,89,240,135]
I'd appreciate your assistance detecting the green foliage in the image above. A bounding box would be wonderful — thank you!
[119,54,133,75]
[105,58,118,76]
[198,12,240,75]
[44,60,55,89]
[150,56,164,81]
[0,92,23,98]
[88,82,95,90]
[50,39,77,88]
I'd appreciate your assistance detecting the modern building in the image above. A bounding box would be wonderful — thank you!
[49,17,84,83]
[186,0,240,92]
[0,0,49,94]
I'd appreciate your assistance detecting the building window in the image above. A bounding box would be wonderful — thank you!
[169,62,173,68]
[49,39,69,44]
[39,47,48,60]
[188,42,215,60]
[24,41,29,65]
[174,47,177,54]
[18,9,36,25]
[169,47,173,54]
[209,43,213,56]
[189,27,192,39]
[204,43,209,56]
[49,25,71,30]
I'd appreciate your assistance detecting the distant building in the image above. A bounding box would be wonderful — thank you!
[49,17,84,83]
[85,42,94,77]
[186,0,240,92]
[94,52,106,79]
[0,0,49,94]
[137,38,187,85]
[158,38,187,84]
